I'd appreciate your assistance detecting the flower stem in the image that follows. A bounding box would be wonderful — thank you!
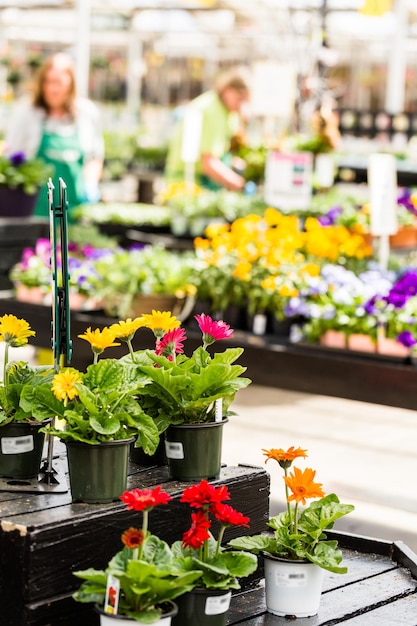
[3,343,9,410]
[127,339,137,363]
[284,469,292,533]
[139,509,149,560]
[216,525,226,555]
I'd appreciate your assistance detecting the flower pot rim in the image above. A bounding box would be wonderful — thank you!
[1,417,52,429]
[64,436,135,448]
[188,587,232,596]
[94,599,178,620]
[168,418,229,430]
[262,551,312,565]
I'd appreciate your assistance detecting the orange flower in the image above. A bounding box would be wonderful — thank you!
[121,527,145,549]
[262,446,307,469]
[284,466,325,506]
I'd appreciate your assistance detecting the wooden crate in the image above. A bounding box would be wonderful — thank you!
[0,455,270,626]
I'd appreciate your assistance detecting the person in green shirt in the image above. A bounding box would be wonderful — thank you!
[5,53,104,218]
[164,67,250,192]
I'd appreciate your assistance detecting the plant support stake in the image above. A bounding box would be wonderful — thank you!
[39,178,72,485]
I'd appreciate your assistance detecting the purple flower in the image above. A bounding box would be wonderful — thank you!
[397,331,416,348]
[317,206,343,226]
[9,151,26,166]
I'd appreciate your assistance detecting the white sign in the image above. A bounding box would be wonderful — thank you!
[368,153,398,236]
[181,108,203,164]
[1,435,34,455]
[264,151,313,211]
[251,61,297,118]
[165,440,184,460]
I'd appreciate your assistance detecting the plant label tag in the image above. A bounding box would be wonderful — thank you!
[275,569,307,587]
[252,313,267,336]
[104,574,120,614]
[215,398,223,422]
[165,441,184,459]
[205,592,231,615]
[1,435,34,455]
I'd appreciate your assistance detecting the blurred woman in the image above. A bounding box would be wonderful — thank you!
[5,52,104,217]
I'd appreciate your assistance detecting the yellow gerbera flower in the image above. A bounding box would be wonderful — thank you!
[110,318,146,342]
[0,314,35,348]
[52,368,82,403]
[140,310,181,338]
[284,466,326,506]
[78,327,120,354]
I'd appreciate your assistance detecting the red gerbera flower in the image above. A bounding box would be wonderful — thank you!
[195,313,234,348]
[155,327,186,358]
[182,510,211,550]
[121,527,145,548]
[211,503,250,528]
[180,479,230,508]
[120,486,172,512]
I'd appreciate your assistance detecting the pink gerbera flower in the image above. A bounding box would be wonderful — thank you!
[195,313,234,349]
[155,327,186,359]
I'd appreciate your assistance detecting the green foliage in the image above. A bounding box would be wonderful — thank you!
[74,535,202,623]
[0,362,55,425]
[24,359,160,452]
[229,494,354,574]
[171,533,257,591]
[0,154,53,195]
[132,346,251,429]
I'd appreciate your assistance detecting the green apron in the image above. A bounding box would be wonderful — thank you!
[34,120,85,218]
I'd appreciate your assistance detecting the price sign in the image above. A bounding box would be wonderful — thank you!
[264,151,313,211]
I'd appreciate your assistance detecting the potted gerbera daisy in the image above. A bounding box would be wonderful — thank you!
[0,313,56,479]
[126,311,252,482]
[73,485,202,625]
[170,479,258,626]
[228,446,355,618]
[25,318,160,503]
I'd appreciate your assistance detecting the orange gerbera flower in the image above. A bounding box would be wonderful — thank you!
[121,527,145,549]
[262,446,307,469]
[284,466,325,506]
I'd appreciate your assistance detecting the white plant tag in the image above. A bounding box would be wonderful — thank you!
[205,592,231,615]
[1,435,34,455]
[253,313,267,336]
[215,398,223,422]
[275,569,307,587]
[104,574,120,614]
[165,440,184,459]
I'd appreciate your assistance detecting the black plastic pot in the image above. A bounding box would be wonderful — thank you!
[164,419,227,482]
[172,588,231,626]
[0,186,38,217]
[0,420,49,479]
[129,437,167,466]
[66,437,134,503]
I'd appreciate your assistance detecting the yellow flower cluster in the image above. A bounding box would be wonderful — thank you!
[195,208,371,278]
[157,181,202,204]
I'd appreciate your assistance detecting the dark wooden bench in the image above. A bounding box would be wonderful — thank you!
[0,451,269,626]
[227,532,417,624]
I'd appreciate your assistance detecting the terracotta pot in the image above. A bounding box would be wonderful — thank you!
[319,330,347,349]
[15,284,47,305]
[389,227,417,248]
[347,334,377,352]
[377,337,410,357]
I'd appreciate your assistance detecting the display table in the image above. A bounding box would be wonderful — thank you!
[0,455,269,626]
[227,531,417,625]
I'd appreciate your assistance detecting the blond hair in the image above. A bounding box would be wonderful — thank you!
[214,67,251,95]
[32,53,77,116]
